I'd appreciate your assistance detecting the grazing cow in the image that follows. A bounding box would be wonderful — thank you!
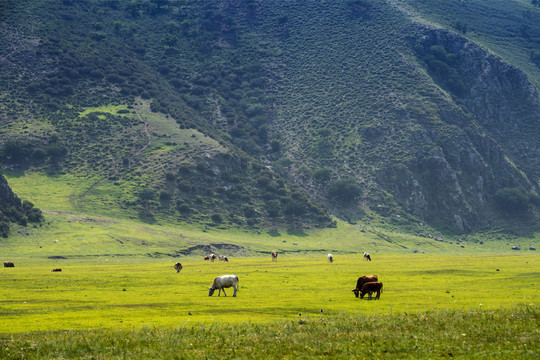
[328,254,334,263]
[208,274,239,297]
[271,251,278,261]
[210,254,217,262]
[174,262,183,273]
[360,281,383,300]
[3,261,14,268]
[363,252,371,261]
[51,268,62,272]
[352,275,378,297]
[204,256,210,261]
[218,255,229,262]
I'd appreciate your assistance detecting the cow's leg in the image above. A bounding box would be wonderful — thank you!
[222,288,227,297]
[375,290,380,300]
[233,285,237,297]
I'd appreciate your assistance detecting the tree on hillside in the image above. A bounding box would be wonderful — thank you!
[138,188,156,211]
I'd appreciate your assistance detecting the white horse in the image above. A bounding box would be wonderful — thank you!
[363,252,371,261]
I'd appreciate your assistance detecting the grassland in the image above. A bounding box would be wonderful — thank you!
[2,172,539,358]
[0,255,537,358]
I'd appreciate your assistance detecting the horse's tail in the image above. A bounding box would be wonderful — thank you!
[380,282,383,293]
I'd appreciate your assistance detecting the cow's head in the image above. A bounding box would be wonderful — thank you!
[208,287,216,296]
[352,289,360,298]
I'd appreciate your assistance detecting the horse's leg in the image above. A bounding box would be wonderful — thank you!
[233,285,237,297]
[222,288,227,297]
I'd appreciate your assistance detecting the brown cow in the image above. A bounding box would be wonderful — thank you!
[360,282,383,300]
[3,261,14,268]
[352,275,378,297]
[174,262,183,273]
[51,268,62,272]
[271,251,278,261]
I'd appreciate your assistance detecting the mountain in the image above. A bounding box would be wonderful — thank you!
[1,0,539,235]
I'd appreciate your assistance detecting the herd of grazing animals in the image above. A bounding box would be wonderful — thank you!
[200,251,381,299]
[3,251,382,301]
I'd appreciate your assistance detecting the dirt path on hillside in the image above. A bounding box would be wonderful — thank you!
[74,109,152,210]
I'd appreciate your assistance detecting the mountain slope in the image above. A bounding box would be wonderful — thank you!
[259,0,540,232]
[0,0,539,235]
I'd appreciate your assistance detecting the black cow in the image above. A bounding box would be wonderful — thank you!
[360,282,383,300]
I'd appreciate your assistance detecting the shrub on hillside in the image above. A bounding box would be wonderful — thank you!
[2,139,32,164]
[494,187,530,213]
[328,178,361,204]
[313,168,332,183]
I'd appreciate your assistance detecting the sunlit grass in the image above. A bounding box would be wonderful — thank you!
[0,255,537,334]
[0,307,537,359]
[79,104,129,117]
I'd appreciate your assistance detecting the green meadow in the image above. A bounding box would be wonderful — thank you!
[0,255,538,358]
[1,254,538,334]
[1,174,539,358]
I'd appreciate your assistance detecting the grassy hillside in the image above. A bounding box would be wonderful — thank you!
[1,0,539,236]
[4,171,539,259]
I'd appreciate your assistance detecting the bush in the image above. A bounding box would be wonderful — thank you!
[0,221,9,238]
[138,188,156,205]
[159,191,171,201]
[313,168,332,183]
[328,178,361,204]
[177,203,191,214]
[494,187,529,213]
[178,180,192,192]
[283,200,306,217]
[2,138,31,164]
[46,143,67,161]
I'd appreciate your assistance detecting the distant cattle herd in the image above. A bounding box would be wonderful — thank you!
[3,251,382,300]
